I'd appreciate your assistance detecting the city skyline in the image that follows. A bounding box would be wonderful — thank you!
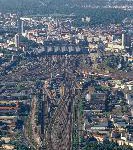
[0,1,133,150]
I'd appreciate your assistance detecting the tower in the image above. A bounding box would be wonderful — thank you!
[15,34,20,49]
[122,33,125,49]
[112,35,115,41]
[21,20,24,34]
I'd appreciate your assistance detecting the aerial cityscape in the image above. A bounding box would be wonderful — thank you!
[0,0,133,150]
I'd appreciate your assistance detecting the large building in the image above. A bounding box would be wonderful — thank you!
[14,34,20,48]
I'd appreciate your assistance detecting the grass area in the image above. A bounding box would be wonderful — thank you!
[72,96,84,150]
[24,111,38,149]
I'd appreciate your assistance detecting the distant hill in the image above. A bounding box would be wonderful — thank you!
[0,0,133,11]
[0,0,132,26]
